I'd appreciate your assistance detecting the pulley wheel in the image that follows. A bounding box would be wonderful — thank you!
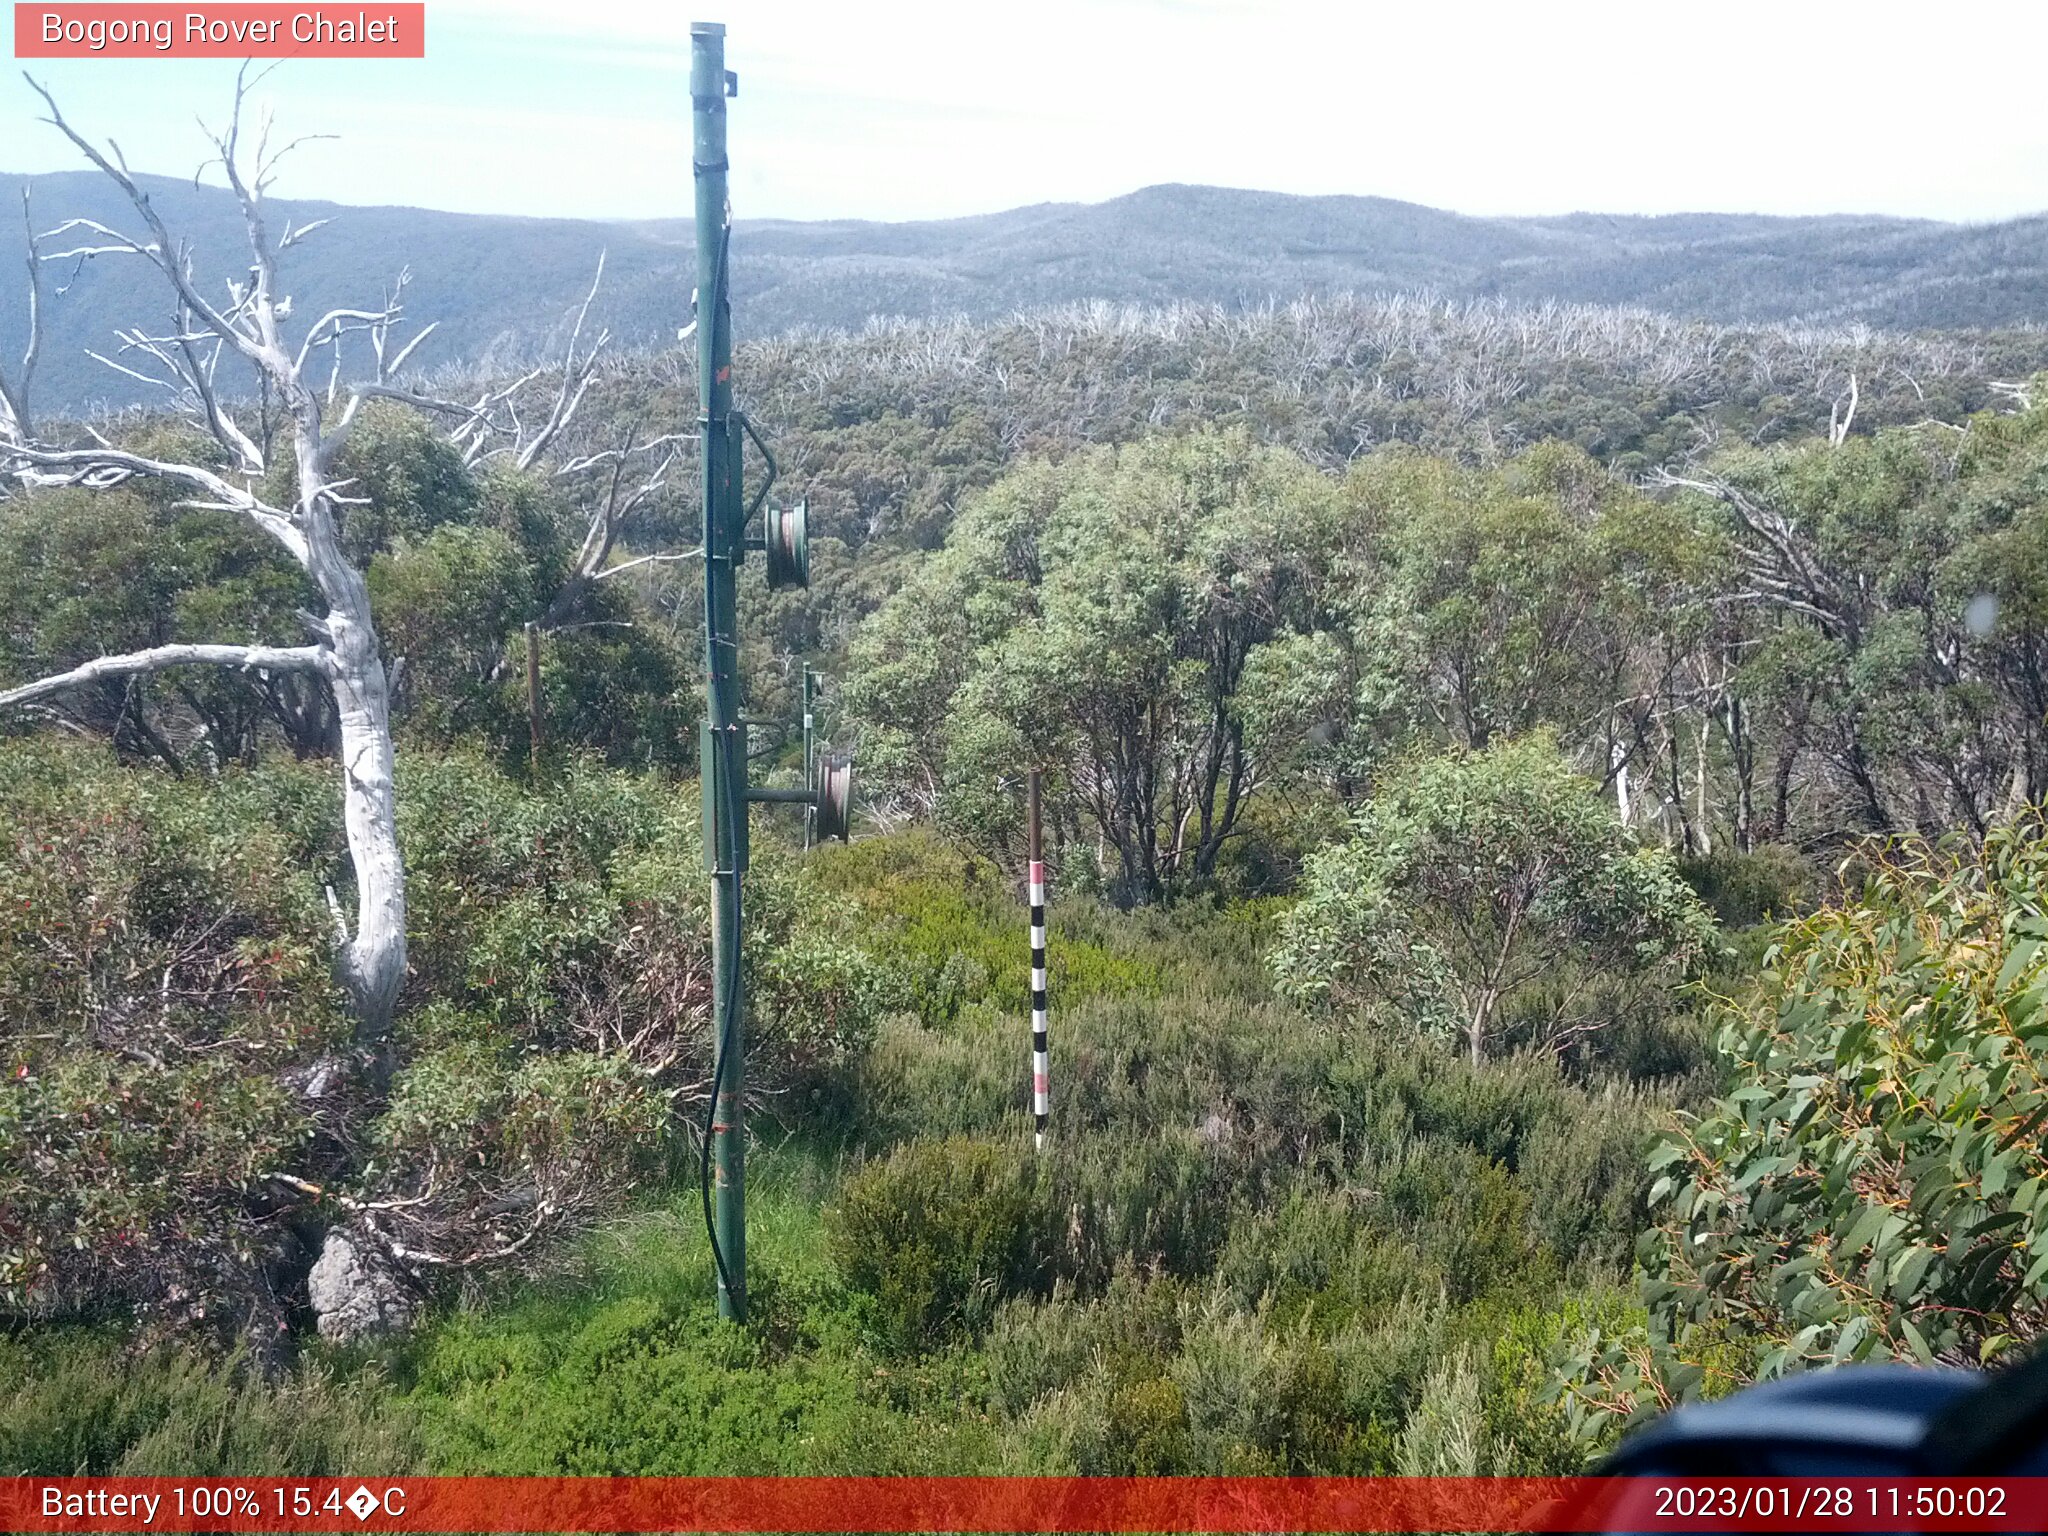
[765,498,810,591]
[813,751,852,842]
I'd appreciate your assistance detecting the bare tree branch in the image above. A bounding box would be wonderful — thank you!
[24,75,275,378]
[1829,370,1859,447]
[537,427,684,628]
[0,642,329,712]
[1652,467,1857,642]
[589,549,702,582]
[514,252,608,472]
[1,439,306,556]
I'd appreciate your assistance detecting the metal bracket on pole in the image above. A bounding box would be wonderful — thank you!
[738,411,777,527]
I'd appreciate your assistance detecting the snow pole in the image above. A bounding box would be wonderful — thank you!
[1027,769,1050,1151]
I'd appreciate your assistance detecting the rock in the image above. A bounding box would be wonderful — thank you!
[279,1052,349,1102]
[307,1226,415,1343]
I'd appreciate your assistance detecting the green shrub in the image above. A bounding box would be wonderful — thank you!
[829,1136,1043,1352]
[1,736,889,1338]
[1516,1096,1659,1273]
[850,1010,1028,1144]
[411,1293,884,1474]
[402,1181,1004,1477]
[0,739,346,1330]
[396,1168,966,1476]
[370,524,536,746]
[370,753,887,1279]
[851,979,1660,1303]
[983,1274,1372,1475]
[397,746,885,1077]
[1394,1348,1488,1474]
[1315,1040,1659,1288]
[1265,1331,1372,1472]
[812,830,1159,1026]
[0,1329,420,1475]
[1483,1291,1634,1474]
[1035,1132,1236,1291]
[1370,1142,1556,1307]
[1296,1294,1447,1473]
[1215,1192,1439,1330]
[1678,844,1818,929]
[982,1270,1187,1421]
[1322,1031,1655,1189]
[1169,1303,1288,1471]
[0,481,317,767]
[1102,1374,1191,1474]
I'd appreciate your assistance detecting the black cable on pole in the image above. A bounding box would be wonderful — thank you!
[700,770,742,1312]
[698,215,741,1316]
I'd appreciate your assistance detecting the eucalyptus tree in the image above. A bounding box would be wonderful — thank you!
[1241,444,1728,839]
[1557,818,2048,1438]
[1271,735,1714,1065]
[849,428,1339,903]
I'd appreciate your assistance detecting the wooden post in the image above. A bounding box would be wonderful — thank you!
[803,667,817,852]
[524,621,542,775]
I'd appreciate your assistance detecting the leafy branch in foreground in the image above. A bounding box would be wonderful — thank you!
[1553,820,2048,1444]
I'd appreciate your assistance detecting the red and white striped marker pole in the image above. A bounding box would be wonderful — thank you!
[1027,769,1050,1151]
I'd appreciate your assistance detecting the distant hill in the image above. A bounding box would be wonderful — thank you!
[2,172,2044,414]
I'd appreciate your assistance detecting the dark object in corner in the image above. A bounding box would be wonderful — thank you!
[1601,1350,2048,1477]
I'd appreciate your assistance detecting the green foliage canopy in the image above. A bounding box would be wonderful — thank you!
[849,428,1340,902]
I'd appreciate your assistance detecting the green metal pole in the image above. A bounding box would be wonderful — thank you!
[692,18,745,1322]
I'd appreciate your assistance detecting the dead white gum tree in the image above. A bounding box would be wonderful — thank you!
[0,69,610,1042]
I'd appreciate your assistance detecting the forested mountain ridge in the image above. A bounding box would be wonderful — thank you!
[3,169,2045,414]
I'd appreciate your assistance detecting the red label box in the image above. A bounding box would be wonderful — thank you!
[14,4,425,57]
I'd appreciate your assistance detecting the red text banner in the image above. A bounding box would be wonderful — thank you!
[5,1476,2048,1533]
[14,5,425,58]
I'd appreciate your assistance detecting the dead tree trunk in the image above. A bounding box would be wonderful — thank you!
[0,75,602,1038]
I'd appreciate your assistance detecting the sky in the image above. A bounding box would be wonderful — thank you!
[2,0,2046,226]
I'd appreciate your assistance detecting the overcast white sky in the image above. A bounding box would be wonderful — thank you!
[4,0,2046,225]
